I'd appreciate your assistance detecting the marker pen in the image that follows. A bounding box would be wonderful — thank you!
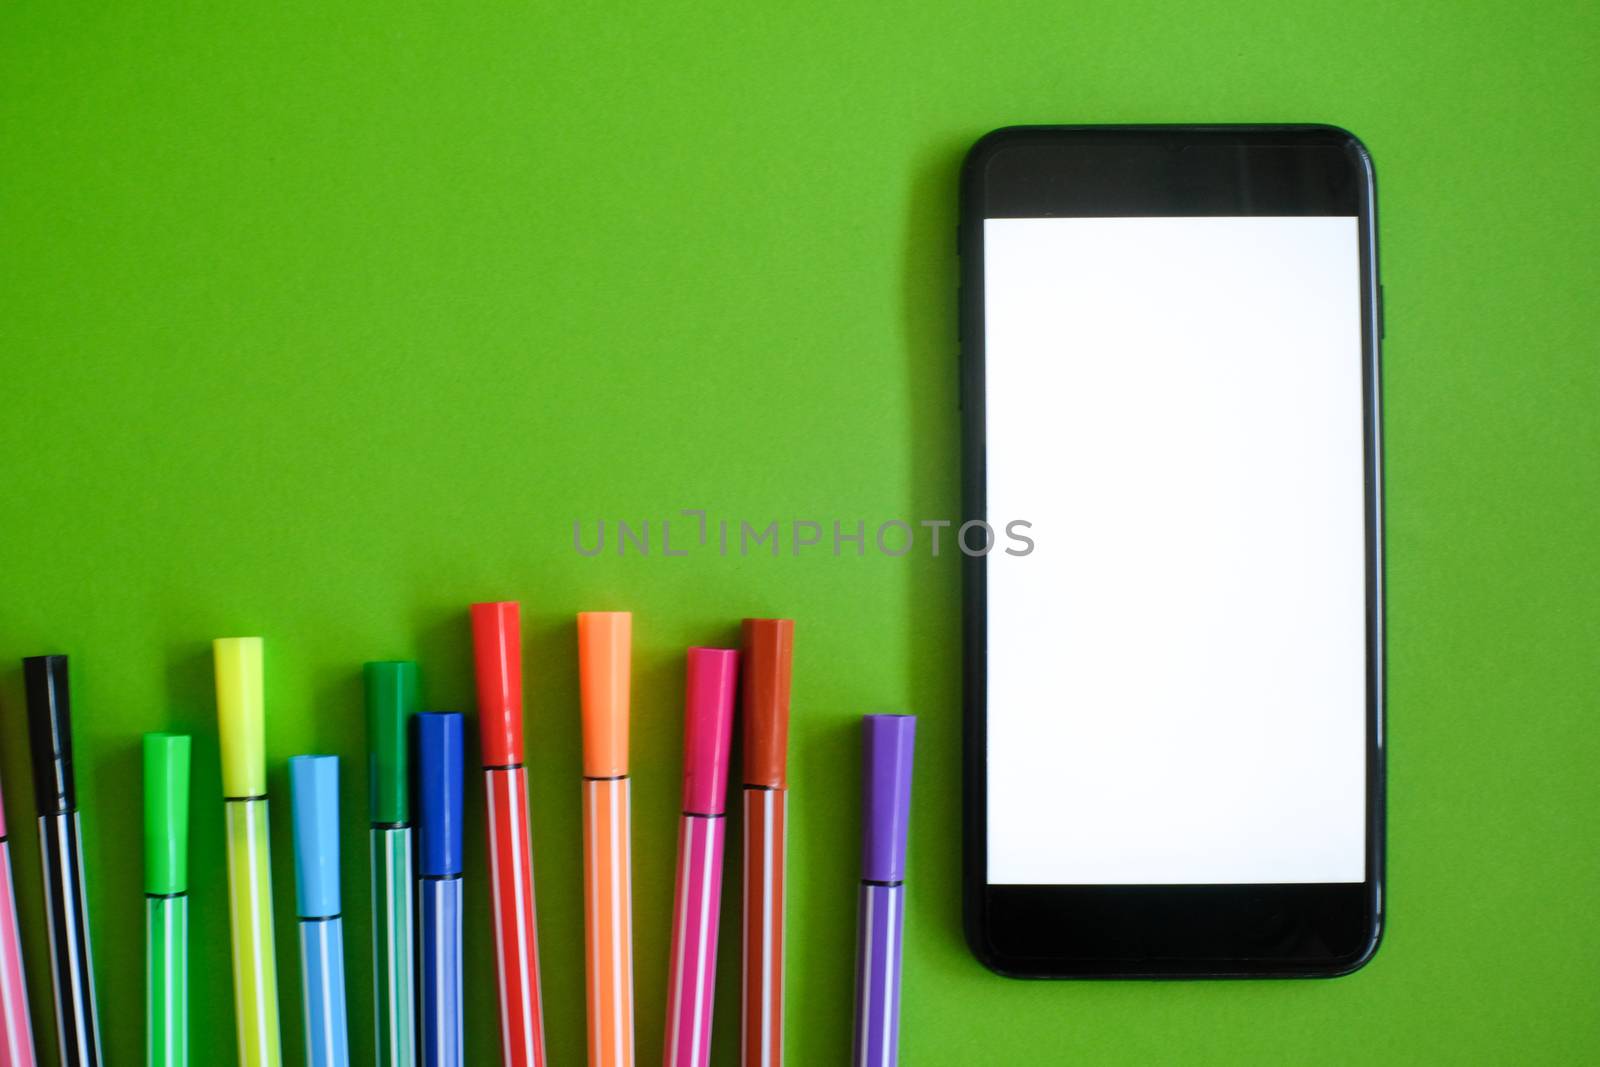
[578,612,633,1067]
[470,602,547,1067]
[851,715,916,1067]
[291,756,350,1067]
[365,661,418,1067]
[214,637,283,1067]
[0,755,36,1067]
[144,732,191,1067]
[740,619,793,1067]
[22,655,103,1067]
[417,713,464,1067]
[664,648,739,1067]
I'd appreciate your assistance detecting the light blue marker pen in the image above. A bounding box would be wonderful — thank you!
[290,755,350,1067]
[417,713,464,1067]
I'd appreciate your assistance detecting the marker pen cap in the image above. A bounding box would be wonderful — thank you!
[22,654,76,815]
[417,712,464,877]
[862,714,917,883]
[471,602,524,766]
[214,637,266,798]
[740,619,794,789]
[366,660,419,824]
[682,648,739,815]
[578,612,632,778]
[290,755,341,918]
[143,732,192,896]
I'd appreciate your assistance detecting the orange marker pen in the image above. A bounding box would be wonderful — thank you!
[578,613,633,1067]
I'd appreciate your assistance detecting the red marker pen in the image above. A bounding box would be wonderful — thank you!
[471,602,548,1067]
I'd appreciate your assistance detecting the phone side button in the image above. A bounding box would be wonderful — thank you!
[1378,283,1386,339]
[956,286,965,411]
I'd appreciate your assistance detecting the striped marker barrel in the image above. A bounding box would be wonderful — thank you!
[38,814,102,1066]
[222,800,280,1067]
[419,876,463,1067]
[665,815,726,1067]
[370,828,416,1067]
[741,788,785,1067]
[25,656,103,1067]
[484,768,544,1067]
[583,778,633,1067]
[146,892,187,1067]
[299,918,350,1067]
[851,884,904,1067]
[0,776,36,1067]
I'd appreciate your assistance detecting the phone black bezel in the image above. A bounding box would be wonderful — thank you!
[959,125,1386,979]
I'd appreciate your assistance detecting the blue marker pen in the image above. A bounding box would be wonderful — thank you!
[417,714,464,1067]
[290,756,350,1067]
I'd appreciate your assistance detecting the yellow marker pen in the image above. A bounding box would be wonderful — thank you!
[214,637,283,1067]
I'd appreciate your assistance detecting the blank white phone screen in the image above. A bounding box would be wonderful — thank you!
[985,216,1367,885]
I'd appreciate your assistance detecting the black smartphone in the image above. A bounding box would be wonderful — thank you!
[959,126,1384,979]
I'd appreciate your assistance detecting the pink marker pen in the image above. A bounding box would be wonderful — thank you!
[0,766,36,1067]
[663,648,739,1067]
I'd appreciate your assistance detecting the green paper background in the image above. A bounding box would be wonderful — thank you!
[1,1,1597,1063]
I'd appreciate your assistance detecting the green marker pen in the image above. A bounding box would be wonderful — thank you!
[144,732,190,1067]
[366,662,418,1067]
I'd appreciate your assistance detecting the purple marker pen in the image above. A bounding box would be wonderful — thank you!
[851,715,916,1067]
